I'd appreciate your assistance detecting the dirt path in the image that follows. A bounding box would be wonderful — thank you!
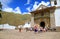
[0,29,60,39]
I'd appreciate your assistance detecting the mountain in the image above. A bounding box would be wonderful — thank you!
[0,11,31,27]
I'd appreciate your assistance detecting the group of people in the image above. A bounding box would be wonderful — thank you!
[18,24,48,33]
[33,24,47,33]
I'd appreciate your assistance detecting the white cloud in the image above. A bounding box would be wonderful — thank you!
[1,0,22,14]
[31,1,39,11]
[0,0,12,8]
[3,7,22,14]
[0,0,12,3]
[13,7,21,14]
[26,1,39,11]
[25,0,30,4]
[31,1,50,11]
[26,1,50,13]
[40,1,50,6]
[27,0,30,4]
[26,7,31,12]
[3,7,13,12]
[22,12,31,15]
[3,7,31,14]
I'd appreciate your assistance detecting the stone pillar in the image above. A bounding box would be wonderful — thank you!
[31,14,34,27]
[50,13,55,28]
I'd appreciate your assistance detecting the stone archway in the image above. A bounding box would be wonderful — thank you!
[40,21,45,29]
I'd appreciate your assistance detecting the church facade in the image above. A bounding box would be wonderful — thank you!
[30,0,60,28]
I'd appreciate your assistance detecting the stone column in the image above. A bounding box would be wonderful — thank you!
[50,13,55,28]
[31,14,34,27]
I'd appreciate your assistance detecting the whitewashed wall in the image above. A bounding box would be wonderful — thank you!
[55,8,60,26]
[0,24,15,29]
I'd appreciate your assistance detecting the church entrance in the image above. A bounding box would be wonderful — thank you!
[40,21,45,29]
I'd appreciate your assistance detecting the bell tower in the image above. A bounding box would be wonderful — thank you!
[0,2,2,11]
[50,0,60,7]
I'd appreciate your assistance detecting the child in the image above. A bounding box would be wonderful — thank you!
[40,27,43,32]
[34,26,38,33]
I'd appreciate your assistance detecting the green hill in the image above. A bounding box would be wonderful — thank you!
[0,11,31,27]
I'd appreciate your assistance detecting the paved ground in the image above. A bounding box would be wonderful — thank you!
[0,29,60,39]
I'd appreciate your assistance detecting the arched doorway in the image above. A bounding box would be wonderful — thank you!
[40,21,45,29]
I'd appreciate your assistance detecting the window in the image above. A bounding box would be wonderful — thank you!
[54,0,57,5]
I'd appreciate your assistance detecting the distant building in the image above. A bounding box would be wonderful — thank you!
[30,0,60,28]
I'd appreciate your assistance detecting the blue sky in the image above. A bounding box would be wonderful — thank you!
[0,0,50,14]
[9,0,50,13]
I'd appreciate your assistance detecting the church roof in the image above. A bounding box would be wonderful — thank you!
[30,6,56,14]
[36,4,48,10]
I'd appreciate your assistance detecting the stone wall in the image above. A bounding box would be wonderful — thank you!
[50,13,56,28]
